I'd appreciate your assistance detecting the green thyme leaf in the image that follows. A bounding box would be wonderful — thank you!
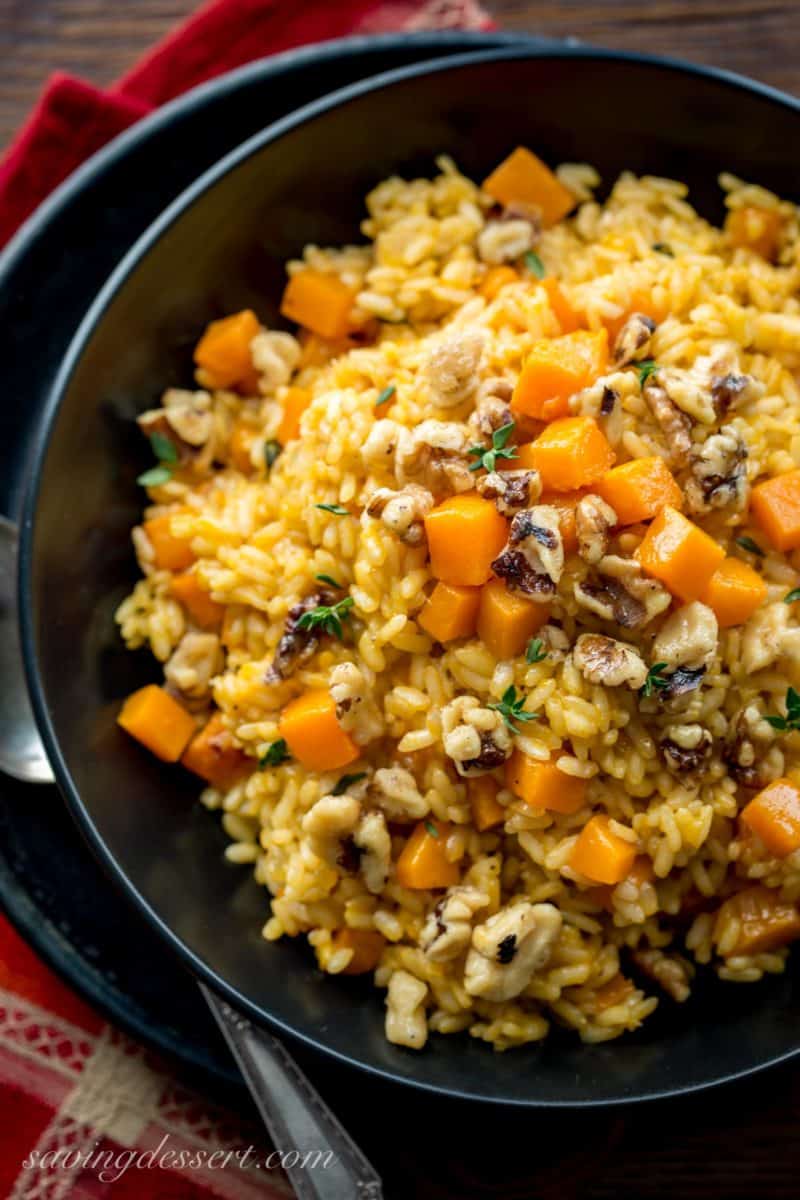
[652,242,675,257]
[264,439,281,470]
[524,250,546,279]
[639,662,670,700]
[635,359,659,387]
[785,588,800,604]
[149,432,178,464]
[316,574,344,590]
[424,820,440,839]
[295,595,355,640]
[316,503,349,516]
[766,686,800,732]
[468,421,518,474]
[375,384,396,407]
[525,637,547,664]
[259,738,290,768]
[735,535,765,558]
[137,465,172,487]
[488,684,538,733]
[332,772,368,796]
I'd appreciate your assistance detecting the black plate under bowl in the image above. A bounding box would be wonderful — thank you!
[18,45,800,1107]
[0,32,528,1090]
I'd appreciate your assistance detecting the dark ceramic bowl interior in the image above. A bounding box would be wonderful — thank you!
[21,47,800,1105]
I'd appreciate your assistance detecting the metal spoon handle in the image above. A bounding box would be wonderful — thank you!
[201,985,383,1200]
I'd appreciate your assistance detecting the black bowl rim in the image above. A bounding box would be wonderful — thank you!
[20,42,800,1107]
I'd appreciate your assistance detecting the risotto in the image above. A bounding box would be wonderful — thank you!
[116,147,800,1051]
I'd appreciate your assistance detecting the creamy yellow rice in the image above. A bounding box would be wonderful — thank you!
[117,154,800,1051]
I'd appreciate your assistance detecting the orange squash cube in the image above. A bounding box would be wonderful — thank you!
[117,684,197,763]
[540,277,584,334]
[418,581,481,643]
[528,416,615,492]
[726,205,783,261]
[714,885,800,955]
[280,269,355,340]
[505,751,586,814]
[181,711,250,789]
[539,489,587,554]
[469,777,506,832]
[480,265,519,301]
[512,330,608,422]
[483,146,575,227]
[143,510,196,571]
[228,419,257,474]
[637,506,725,602]
[331,928,385,975]
[169,570,225,630]
[594,456,683,526]
[477,577,549,658]
[741,778,800,858]
[276,386,313,444]
[569,814,637,885]
[395,820,460,890]
[751,469,800,552]
[194,309,260,390]
[278,689,358,772]
[701,557,767,628]
[424,494,508,587]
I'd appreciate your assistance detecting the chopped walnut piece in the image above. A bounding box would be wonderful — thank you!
[613,312,655,366]
[441,696,512,777]
[684,425,748,514]
[385,970,428,1049]
[371,765,429,819]
[631,948,692,1002]
[492,506,564,599]
[575,494,618,564]
[365,483,433,545]
[468,381,513,442]
[302,793,360,868]
[477,218,536,264]
[643,378,693,467]
[397,419,474,495]
[425,330,484,407]
[268,590,333,681]
[464,901,562,1002]
[574,555,670,630]
[165,632,222,700]
[478,469,541,516]
[420,886,490,962]
[573,633,648,690]
[660,724,713,772]
[652,602,719,670]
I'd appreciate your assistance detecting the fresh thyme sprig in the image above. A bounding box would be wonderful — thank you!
[765,686,800,732]
[488,685,538,733]
[639,662,670,699]
[468,421,518,474]
[137,431,178,487]
[295,595,355,639]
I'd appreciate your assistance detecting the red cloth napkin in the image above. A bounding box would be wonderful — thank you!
[0,0,492,1193]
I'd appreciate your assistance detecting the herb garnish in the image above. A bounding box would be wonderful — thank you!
[316,573,344,590]
[785,588,800,604]
[137,432,178,487]
[264,439,281,470]
[524,250,546,279]
[332,772,368,796]
[488,685,538,733]
[525,637,547,664]
[424,820,440,839]
[468,421,518,474]
[635,359,659,387]
[639,662,670,699]
[375,385,396,407]
[735,535,765,558]
[765,687,800,732]
[652,242,675,257]
[295,595,355,639]
[259,738,290,768]
[316,503,349,516]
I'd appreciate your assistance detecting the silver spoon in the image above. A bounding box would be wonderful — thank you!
[0,513,382,1198]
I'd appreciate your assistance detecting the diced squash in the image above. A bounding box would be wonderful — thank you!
[539,489,586,554]
[194,309,260,390]
[276,386,313,444]
[278,689,359,772]
[528,416,615,492]
[594,456,683,526]
[701,557,767,628]
[477,577,549,658]
[713,885,800,956]
[181,711,250,789]
[587,855,654,911]
[540,277,584,334]
[483,146,574,227]
[741,778,800,858]
[297,330,356,368]
[591,974,634,1012]
[499,441,537,472]
[505,751,586,814]
[637,506,725,602]
[751,469,800,552]
[418,581,481,643]
[395,820,460,890]
[117,684,196,763]
[228,419,257,474]
[569,814,637,885]
[726,205,783,261]
[331,928,385,975]
[512,330,608,422]
[169,570,225,630]
[480,265,519,301]
[603,291,668,344]
[424,494,508,587]
[469,777,506,832]
[142,510,195,571]
[280,269,355,340]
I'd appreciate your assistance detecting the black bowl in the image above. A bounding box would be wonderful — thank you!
[20,45,800,1106]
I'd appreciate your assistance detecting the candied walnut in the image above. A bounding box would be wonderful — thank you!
[573,633,648,690]
[371,765,429,819]
[613,312,655,366]
[441,696,512,778]
[420,886,490,962]
[492,505,564,598]
[464,901,562,1002]
[652,602,719,670]
[684,425,748,514]
[425,330,484,408]
[478,469,541,516]
[631,948,692,1002]
[574,555,670,630]
[365,483,433,546]
[250,330,301,394]
[164,632,222,700]
[397,419,474,495]
[385,970,428,1049]
[660,724,713,772]
[268,590,333,681]
[575,494,618,564]
[643,378,693,467]
[302,793,360,868]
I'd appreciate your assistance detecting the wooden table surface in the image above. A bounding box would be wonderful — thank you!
[2,2,800,1197]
